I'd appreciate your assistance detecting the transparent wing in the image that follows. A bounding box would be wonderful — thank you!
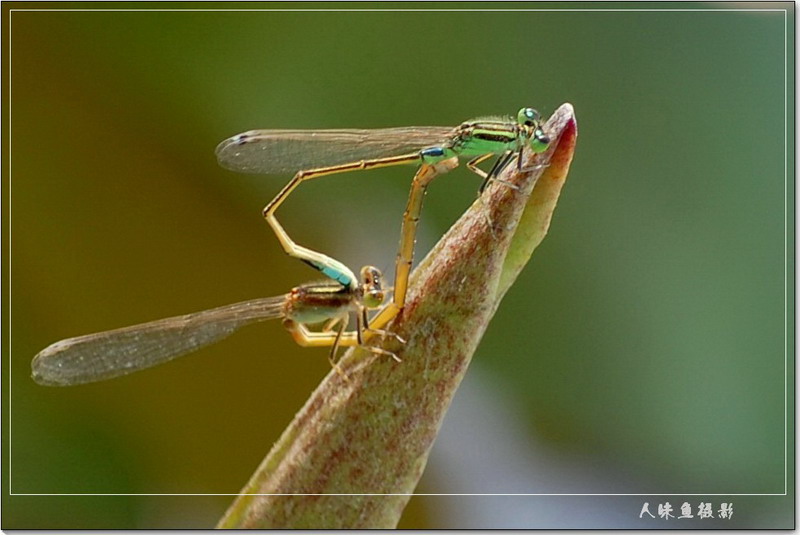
[215,126,456,174]
[31,297,286,386]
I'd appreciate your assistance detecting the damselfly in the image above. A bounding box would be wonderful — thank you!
[216,108,550,330]
[32,265,395,386]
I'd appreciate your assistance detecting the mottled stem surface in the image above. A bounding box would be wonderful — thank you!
[218,104,578,529]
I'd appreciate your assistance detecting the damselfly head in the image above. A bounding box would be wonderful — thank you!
[517,108,550,154]
[359,265,386,309]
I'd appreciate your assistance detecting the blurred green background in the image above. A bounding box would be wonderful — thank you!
[7,3,793,529]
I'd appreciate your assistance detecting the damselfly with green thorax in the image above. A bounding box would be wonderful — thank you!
[216,107,551,331]
[32,265,397,386]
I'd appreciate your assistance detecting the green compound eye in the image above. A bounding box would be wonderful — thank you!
[531,128,550,153]
[518,107,541,127]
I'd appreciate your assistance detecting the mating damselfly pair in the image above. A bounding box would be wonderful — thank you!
[31,108,551,386]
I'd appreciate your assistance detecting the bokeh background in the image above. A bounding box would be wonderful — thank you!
[6,4,793,529]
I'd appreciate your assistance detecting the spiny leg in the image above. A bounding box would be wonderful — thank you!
[366,159,458,335]
[282,316,352,379]
[360,304,405,347]
[475,150,518,193]
[466,152,495,182]
[328,318,349,379]
[467,153,507,239]
[469,150,523,239]
[392,164,440,311]
[518,156,554,174]
[283,317,400,366]
[356,305,400,362]
[467,151,519,191]
[284,318,360,347]
[321,317,340,332]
